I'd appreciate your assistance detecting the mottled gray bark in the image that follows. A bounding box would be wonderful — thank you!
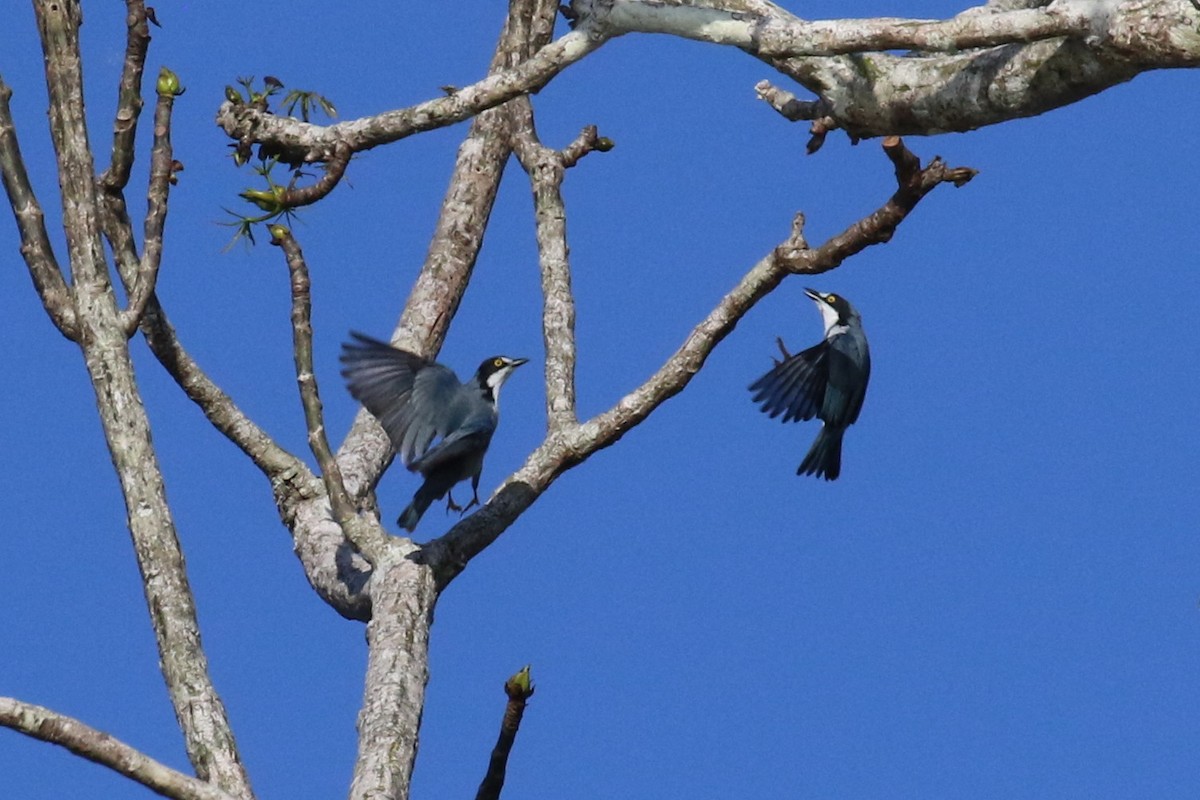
[0,698,239,800]
[338,4,564,799]
[219,0,1199,156]
[14,1,254,796]
[580,0,1200,140]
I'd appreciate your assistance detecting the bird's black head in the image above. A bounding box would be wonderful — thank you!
[474,356,528,402]
[804,288,860,331]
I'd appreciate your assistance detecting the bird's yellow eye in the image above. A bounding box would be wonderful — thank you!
[826,294,838,303]
[493,357,505,368]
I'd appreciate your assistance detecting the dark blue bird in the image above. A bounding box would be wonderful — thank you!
[340,332,527,531]
[749,289,871,480]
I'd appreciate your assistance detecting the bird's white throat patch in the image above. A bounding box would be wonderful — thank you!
[486,366,514,405]
[814,298,841,335]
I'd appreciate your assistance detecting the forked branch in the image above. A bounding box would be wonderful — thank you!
[215,27,606,165]
[509,99,607,431]
[425,137,976,585]
[120,71,180,334]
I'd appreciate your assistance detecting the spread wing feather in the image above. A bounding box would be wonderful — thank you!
[748,341,830,423]
[340,332,464,466]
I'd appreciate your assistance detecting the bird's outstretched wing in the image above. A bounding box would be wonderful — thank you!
[748,341,829,423]
[340,332,462,465]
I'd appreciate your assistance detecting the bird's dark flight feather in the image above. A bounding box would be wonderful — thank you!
[748,341,830,423]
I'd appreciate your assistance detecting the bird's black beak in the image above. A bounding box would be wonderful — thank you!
[803,287,825,303]
[511,357,529,368]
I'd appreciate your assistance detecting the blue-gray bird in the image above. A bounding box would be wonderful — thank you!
[340,332,528,531]
[748,289,871,480]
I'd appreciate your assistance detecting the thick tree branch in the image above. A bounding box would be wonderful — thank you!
[348,551,437,800]
[570,0,1200,144]
[0,78,78,338]
[215,27,605,164]
[588,0,1095,56]
[509,102,598,431]
[344,6,561,800]
[425,138,975,585]
[34,2,253,795]
[99,195,371,620]
[0,697,238,800]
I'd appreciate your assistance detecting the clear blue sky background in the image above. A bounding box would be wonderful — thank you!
[2,2,1198,798]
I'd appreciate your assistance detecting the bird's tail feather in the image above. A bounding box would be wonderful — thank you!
[398,482,440,532]
[798,425,844,481]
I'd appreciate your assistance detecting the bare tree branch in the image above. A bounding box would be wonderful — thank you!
[590,0,1095,56]
[424,138,976,586]
[775,136,978,271]
[348,550,438,800]
[99,190,372,619]
[97,0,151,192]
[753,81,838,152]
[95,68,372,620]
[345,5,562,799]
[215,26,606,165]
[276,140,352,208]
[271,224,391,563]
[0,78,77,339]
[332,0,560,502]
[33,2,253,794]
[568,0,1200,144]
[0,697,238,800]
[510,102,598,431]
[475,666,535,800]
[120,70,178,334]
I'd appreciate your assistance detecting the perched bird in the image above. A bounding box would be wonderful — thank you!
[748,288,871,480]
[340,332,528,531]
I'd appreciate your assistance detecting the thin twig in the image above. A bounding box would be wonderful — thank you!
[97,0,151,192]
[271,225,390,563]
[775,136,978,271]
[121,73,176,334]
[0,697,239,800]
[475,666,535,800]
[277,140,351,208]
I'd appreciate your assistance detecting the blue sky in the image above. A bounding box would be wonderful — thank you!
[2,2,1198,798]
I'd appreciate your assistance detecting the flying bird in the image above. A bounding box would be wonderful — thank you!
[749,289,871,480]
[340,332,527,531]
